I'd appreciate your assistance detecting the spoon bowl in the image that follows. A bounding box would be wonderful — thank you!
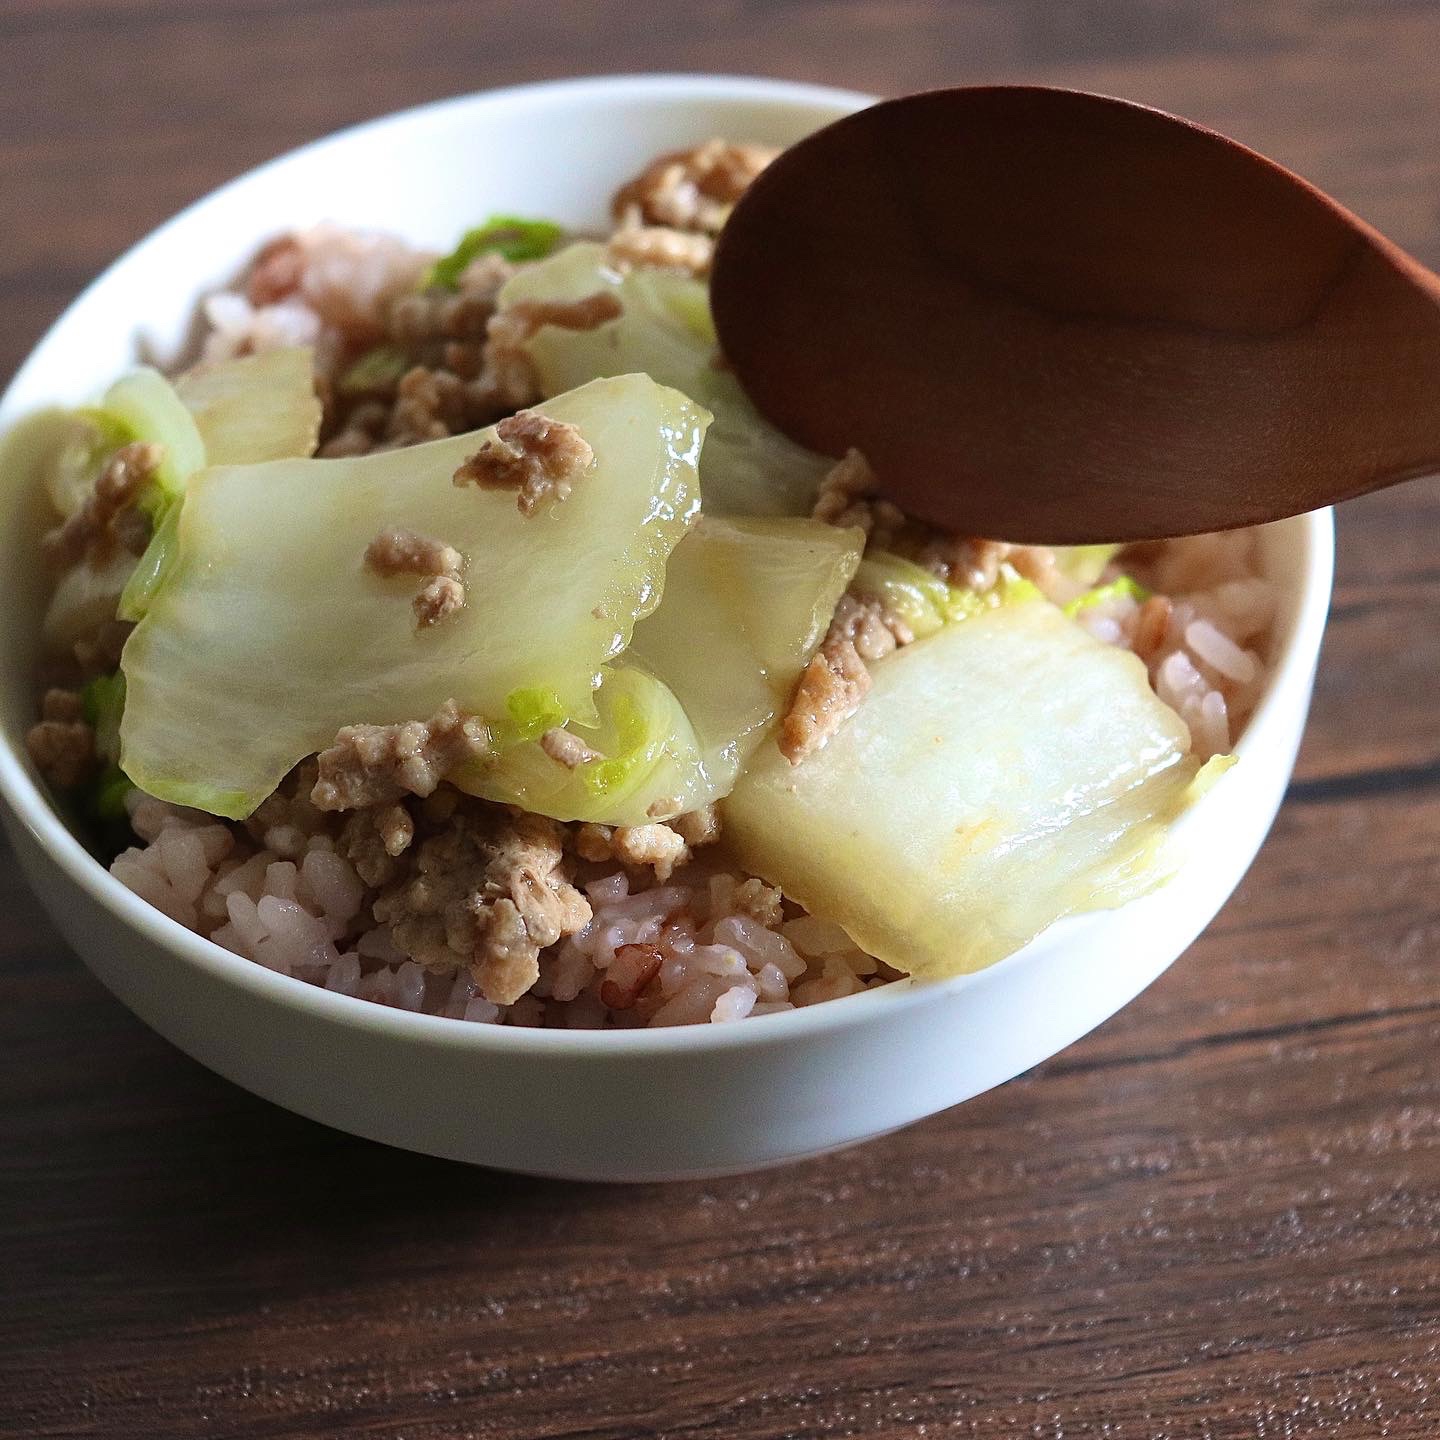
[711,86,1440,541]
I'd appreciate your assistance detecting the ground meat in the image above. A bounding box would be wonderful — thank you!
[26,688,95,789]
[575,821,691,882]
[539,727,604,768]
[411,576,464,629]
[475,310,544,413]
[453,410,594,516]
[40,687,84,723]
[607,223,714,276]
[318,399,391,458]
[372,806,591,1004]
[44,441,163,570]
[852,593,916,659]
[811,448,904,546]
[913,535,1012,590]
[480,292,624,414]
[246,235,306,306]
[598,942,664,1010]
[904,533,1065,597]
[335,802,415,888]
[386,364,511,446]
[363,526,465,629]
[672,804,721,848]
[69,619,135,680]
[311,700,492,812]
[779,603,877,765]
[379,256,517,391]
[1131,594,1174,661]
[706,872,784,930]
[612,140,778,233]
[387,258,512,349]
[811,451,1063,601]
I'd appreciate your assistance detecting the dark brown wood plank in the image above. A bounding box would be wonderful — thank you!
[2,2,1438,1437]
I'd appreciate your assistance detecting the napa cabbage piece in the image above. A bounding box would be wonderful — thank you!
[40,410,131,519]
[1053,543,1122,586]
[724,601,1212,981]
[172,346,321,465]
[37,379,199,644]
[102,368,207,511]
[850,550,1041,639]
[461,515,864,824]
[462,664,705,823]
[1065,573,1150,618]
[118,374,706,819]
[43,352,317,525]
[42,548,138,652]
[40,352,323,647]
[499,242,831,515]
[35,373,201,526]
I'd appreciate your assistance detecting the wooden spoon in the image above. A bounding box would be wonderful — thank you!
[710,86,1440,542]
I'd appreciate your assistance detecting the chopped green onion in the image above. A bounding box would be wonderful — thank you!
[93,763,136,821]
[82,672,126,764]
[338,345,410,395]
[851,550,954,640]
[425,216,565,291]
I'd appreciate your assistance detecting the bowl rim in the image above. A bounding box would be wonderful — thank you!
[0,71,1336,1057]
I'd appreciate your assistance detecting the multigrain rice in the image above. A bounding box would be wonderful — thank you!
[109,789,896,1027]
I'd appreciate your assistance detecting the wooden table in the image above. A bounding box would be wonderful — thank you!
[3,3,1437,1435]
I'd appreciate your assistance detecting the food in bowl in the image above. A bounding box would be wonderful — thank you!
[19,138,1275,1030]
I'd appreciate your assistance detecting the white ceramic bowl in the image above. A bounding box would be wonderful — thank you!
[0,75,1333,1181]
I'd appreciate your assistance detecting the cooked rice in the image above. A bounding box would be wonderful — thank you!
[109,789,894,1028]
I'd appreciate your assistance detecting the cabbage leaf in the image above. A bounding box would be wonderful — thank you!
[462,515,863,824]
[499,242,832,516]
[724,601,1207,980]
[173,346,321,465]
[119,374,706,818]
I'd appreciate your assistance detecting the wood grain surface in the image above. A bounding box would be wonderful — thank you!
[2,3,1437,1436]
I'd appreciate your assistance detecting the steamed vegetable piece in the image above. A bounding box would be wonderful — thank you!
[1065,573,1150,617]
[119,374,707,818]
[81,673,135,821]
[41,410,131,519]
[463,663,707,824]
[173,346,322,465]
[724,601,1211,980]
[102,368,207,510]
[41,352,324,649]
[625,514,863,795]
[1054,544,1122,586]
[42,548,139,652]
[499,242,831,515]
[467,515,864,823]
[850,550,1040,640]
